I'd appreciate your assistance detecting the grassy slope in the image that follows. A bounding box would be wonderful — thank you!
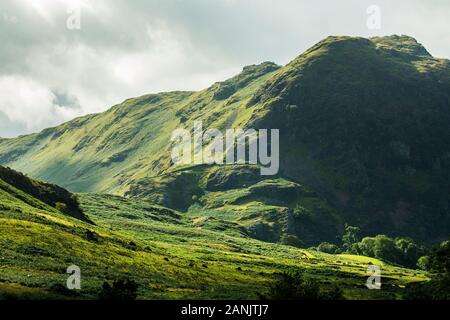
[125,164,343,246]
[0,186,428,300]
[0,62,280,195]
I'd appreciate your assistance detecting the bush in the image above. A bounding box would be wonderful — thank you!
[417,256,429,270]
[404,278,450,300]
[263,270,344,300]
[85,230,100,242]
[279,234,303,248]
[98,279,139,300]
[55,202,69,214]
[317,242,341,254]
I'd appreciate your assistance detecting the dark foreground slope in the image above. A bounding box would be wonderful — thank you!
[0,165,87,221]
[0,35,449,245]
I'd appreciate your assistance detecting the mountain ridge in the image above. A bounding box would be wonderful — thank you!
[1,34,450,245]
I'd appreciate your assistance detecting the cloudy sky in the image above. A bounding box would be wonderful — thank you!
[0,0,449,137]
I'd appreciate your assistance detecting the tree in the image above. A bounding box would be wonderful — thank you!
[352,235,426,268]
[404,240,450,300]
[425,240,450,276]
[395,237,427,268]
[342,225,360,253]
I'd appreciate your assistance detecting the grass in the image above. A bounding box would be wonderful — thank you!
[0,182,428,300]
[338,254,386,266]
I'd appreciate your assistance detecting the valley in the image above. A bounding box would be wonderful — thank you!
[0,167,427,299]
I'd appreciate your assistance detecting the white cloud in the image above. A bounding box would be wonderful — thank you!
[0,76,79,135]
[0,0,449,137]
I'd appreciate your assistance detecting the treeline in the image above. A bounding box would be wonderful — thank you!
[315,225,428,269]
[404,240,450,300]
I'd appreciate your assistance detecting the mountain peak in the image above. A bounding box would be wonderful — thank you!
[370,34,431,57]
[299,35,431,60]
[211,61,280,100]
[241,61,280,73]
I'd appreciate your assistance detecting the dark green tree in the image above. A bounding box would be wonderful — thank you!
[352,235,426,268]
[342,225,360,253]
[404,240,450,300]
[425,240,450,276]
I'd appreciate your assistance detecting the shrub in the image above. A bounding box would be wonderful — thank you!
[55,202,69,214]
[85,230,100,242]
[279,234,303,248]
[264,270,344,300]
[417,256,429,270]
[98,278,139,300]
[317,242,341,254]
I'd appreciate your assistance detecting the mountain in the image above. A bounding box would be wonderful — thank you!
[253,35,450,244]
[1,35,450,245]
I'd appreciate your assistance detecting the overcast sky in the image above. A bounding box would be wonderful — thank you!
[0,0,449,137]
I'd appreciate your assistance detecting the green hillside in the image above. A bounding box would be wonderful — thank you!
[1,35,448,245]
[125,164,343,246]
[0,62,281,195]
[0,166,87,222]
[0,165,427,299]
[0,36,449,300]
